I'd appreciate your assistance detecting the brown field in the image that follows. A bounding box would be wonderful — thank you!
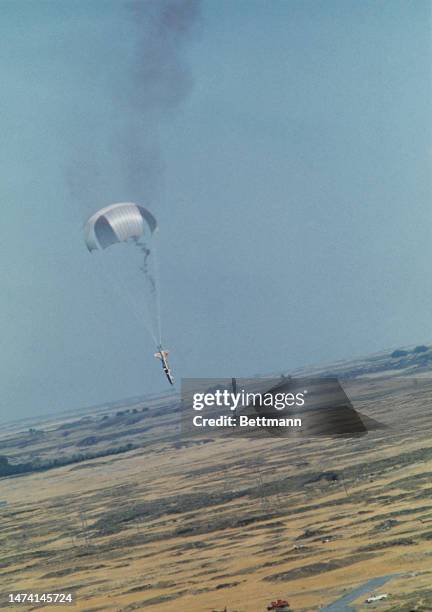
[1,348,432,611]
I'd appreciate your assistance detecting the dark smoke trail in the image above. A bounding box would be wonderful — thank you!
[68,0,201,217]
[127,0,201,111]
[113,0,202,203]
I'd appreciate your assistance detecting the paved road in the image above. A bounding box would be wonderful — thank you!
[321,574,401,611]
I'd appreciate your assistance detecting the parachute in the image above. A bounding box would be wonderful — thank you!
[84,203,157,252]
[84,202,161,346]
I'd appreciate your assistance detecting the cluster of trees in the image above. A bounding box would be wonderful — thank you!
[0,443,135,479]
[391,345,429,359]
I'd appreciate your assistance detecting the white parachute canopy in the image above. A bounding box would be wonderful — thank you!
[84,202,157,252]
[84,202,161,345]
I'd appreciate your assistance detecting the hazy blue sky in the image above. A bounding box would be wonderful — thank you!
[0,0,430,421]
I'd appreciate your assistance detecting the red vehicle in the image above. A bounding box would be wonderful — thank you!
[267,600,290,611]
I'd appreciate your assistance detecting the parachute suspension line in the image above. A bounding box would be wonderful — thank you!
[152,244,162,346]
[95,254,158,346]
[113,269,159,346]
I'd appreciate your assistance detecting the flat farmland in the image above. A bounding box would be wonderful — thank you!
[1,349,432,611]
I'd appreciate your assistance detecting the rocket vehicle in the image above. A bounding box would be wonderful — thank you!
[154,346,175,386]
